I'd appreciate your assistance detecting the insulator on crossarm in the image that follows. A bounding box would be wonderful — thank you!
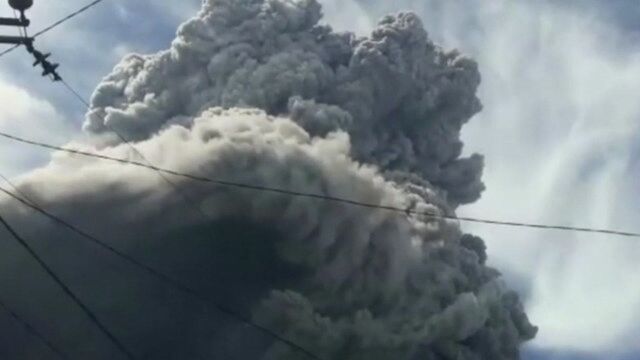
[8,0,33,12]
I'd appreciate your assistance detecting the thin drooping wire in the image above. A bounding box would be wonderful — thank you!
[0,0,634,240]
[0,297,69,359]
[0,214,136,360]
[1,129,638,239]
[0,180,326,360]
[12,10,25,37]
[0,174,34,206]
[57,56,640,241]
[31,0,105,39]
[0,0,106,58]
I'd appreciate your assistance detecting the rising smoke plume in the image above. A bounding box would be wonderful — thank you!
[0,0,536,359]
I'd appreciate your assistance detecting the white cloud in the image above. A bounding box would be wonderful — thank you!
[459,6,640,354]
[0,80,75,177]
[318,0,373,34]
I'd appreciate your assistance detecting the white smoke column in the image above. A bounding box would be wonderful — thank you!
[0,0,537,358]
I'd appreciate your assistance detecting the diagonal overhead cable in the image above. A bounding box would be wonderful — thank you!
[1,129,639,239]
[0,0,106,58]
[0,213,136,360]
[0,296,69,359]
[31,0,106,39]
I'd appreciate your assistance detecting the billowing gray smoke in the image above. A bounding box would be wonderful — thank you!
[86,0,484,206]
[0,0,536,359]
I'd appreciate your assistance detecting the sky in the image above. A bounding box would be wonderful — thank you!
[0,0,638,359]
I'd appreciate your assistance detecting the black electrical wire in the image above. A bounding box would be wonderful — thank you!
[0,213,136,360]
[1,129,639,239]
[0,0,106,58]
[0,296,69,359]
[31,0,105,39]
[1,0,636,239]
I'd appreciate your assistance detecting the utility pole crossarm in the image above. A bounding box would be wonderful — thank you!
[0,17,29,27]
[0,35,33,45]
[1,0,61,81]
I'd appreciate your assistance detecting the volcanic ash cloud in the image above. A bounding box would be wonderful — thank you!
[87,0,485,206]
[0,0,536,359]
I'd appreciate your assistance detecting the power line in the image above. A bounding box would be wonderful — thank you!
[31,0,106,39]
[0,0,106,58]
[0,213,136,360]
[1,0,634,240]
[0,179,326,360]
[0,296,69,359]
[0,130,639,239]
[0,173,38,210]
